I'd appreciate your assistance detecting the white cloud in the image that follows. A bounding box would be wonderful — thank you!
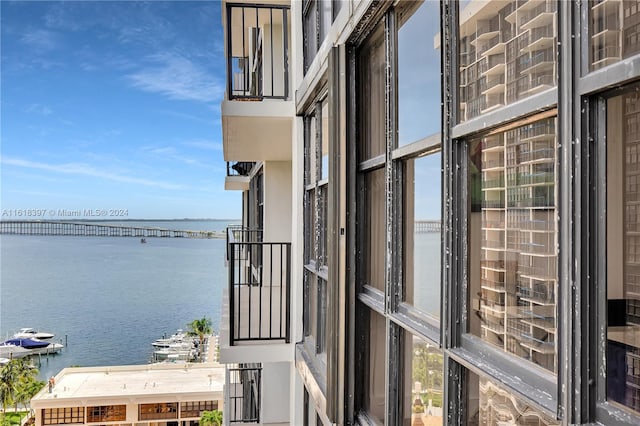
[1,156,185,190]
[26,104,53,116]
[21,29,60,51]
[127,53,224,103]
[141,145,213,168]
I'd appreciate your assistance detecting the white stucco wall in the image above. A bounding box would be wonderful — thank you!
[263,161,292,243]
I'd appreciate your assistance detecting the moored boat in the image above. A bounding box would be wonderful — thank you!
[0,343,32,359]
[3,337,50,349]
[13,328,55,340]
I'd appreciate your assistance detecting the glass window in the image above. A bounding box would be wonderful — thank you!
[87,405,126,423]
[365,168,386,292]
[397,1,441,145]
[403,334,443,426]
[180,401,218,418]
[589,0,640,71]
[365,309,386,424]
[458,1,557,122]
[466,370,560,424]
[403,153,442,318]
[321,99,329,181]
[42,408,84,425]
[138,403,178,421]
[468,116,558,374]
[303,0,318,73]
[308,115,318,186]
[606,89,640,414]
[358,21,386,161]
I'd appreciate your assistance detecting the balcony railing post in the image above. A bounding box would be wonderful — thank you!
[285,243,291,343]
[230,241,236,347]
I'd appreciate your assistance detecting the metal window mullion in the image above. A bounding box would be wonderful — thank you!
[558,0,579,422]
[346,43,358,423]
[441,1,466,424]
[383,9,402,426]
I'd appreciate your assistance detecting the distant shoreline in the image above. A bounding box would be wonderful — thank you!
[0,218,241,222]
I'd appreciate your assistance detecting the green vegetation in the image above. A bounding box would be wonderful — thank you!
[187,317,213,362]
[412,342,444,408]
[0,411,28,426]
[0,359,45,421]
[199,409,223,426]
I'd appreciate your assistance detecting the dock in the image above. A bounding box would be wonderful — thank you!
[0,221,225,239]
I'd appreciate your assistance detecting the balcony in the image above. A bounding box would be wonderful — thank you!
[222,2,293,163]
[225,364,261,424]
[225,161,255,191]
[220,227,291,363]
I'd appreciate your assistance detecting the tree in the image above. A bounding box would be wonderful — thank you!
[200,410,223,426]
[187,317,213,362]
[0,359,41,414]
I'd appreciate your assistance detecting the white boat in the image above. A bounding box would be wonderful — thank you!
[0,343,32,359]
[13,328,55,340]
[151,330,194,348]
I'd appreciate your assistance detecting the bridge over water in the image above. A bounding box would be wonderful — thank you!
[0,220,439,237]
[0,221,225,239]
[415,220,441,233]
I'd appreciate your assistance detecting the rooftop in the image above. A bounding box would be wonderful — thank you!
[32,363,225,402]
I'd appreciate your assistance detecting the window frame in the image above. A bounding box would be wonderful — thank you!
[350,3,444,424]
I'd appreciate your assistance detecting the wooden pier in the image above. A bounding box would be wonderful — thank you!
[415,220,441,233]
[0,221,225,239]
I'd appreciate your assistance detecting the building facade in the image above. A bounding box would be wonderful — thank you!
[220,0,640,424]
[30,364,224,426]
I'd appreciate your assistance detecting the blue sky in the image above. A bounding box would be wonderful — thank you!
[1,1,240,220]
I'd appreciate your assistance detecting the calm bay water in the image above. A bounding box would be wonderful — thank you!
[0,220,235,380]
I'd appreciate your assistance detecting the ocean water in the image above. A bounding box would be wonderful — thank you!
[0,220,441,381]
[413,232,442,318]
[0,220,235,380]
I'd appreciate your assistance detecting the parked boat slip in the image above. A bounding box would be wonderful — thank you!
[150,330,199,363]
[0,329,64,360]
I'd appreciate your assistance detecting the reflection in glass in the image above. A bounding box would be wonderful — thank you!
[403,334,443,426]
[397,1,440,145]
[309,115,317,185]
[404,153,441,318]
[358,22,386,161]
[367,309,386,424]
[469,117,557,373]
[589,0,640,71]
[466,370,560,425]
[607,91,640,414]
[321,99,329,180]
[365,168,386,292]
[458,0,557,122]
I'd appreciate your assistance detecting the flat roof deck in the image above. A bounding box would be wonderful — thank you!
[32,363,225,402]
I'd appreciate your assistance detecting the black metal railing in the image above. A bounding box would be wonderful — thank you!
[226,3,290,100]
[228,365,261,423]
[227,161,255,177]
[226,226,263,262]
[227,227,290,345]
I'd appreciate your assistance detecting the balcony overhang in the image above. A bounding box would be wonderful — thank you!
[225,175,250,191]
[222,99,294,162]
